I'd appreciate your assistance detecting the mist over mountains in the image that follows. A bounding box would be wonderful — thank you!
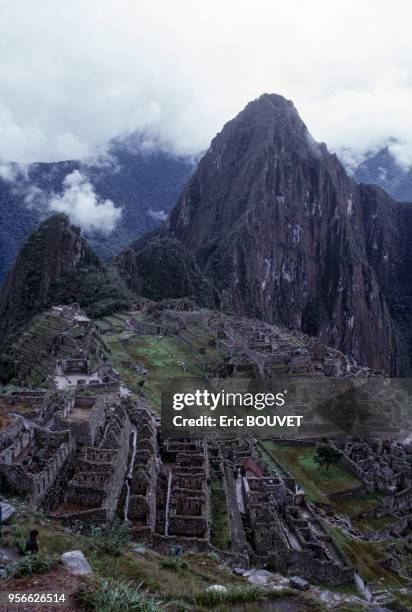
[119,94,412,375]
[1,93,412,377]
[352,144,412,202]
[0,135,194,284]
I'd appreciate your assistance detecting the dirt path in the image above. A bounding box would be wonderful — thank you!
[0,565,85,611]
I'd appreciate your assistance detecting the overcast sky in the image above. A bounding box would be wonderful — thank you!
[1,0,412,166]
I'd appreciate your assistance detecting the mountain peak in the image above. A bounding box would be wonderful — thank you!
[0,214,98,349]
[216,92,309,146]
[247,92,295,110]
[163,94,409,374]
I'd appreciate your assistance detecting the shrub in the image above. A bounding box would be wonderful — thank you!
[160,556,189,572]
[90,520,131,557]
[193,586,263,606]
[192,586,297,607]
[75,578,165,612]
[17,553,59,576]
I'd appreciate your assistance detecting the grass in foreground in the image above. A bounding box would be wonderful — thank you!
[1,511,246,603]
[16,553,59,576]
[75,577,165,611]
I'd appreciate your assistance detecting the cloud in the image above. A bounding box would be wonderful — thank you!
[0,162,18,182]
[24,185,47,209]
[388,141,412,170]
[1,1,412,166]
[300,87,412,168]
[148,208,167,221]
[0,161,28,182]
[48,170,122,233]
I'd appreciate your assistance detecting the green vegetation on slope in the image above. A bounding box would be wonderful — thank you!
[332,493,385,518]
[262,442,361,505]
[260,442,385,517]
[48,264,133,319]
[326,523,411,609]
[210,477,231,550]
[1,507,324,610]
[352,514,397,533]
[99,315,206,406]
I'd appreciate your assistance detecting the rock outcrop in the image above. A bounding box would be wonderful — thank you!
[0,214,132,350]
[116,235,216,307]
[164,94,411,374]
[61,550,92,576]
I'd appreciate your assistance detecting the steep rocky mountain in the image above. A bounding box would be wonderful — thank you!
[0,214,132,352]
[116,234,216,307]
[353,145,412,202]
[0,138,194,285]
[139,93,411,375]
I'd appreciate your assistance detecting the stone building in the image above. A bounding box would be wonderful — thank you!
[337,438,412,494]
[125,403,159,536]
[50,401,130,525]
[53,395,106,446]
[0,423,75,509]
[159,438,211,541]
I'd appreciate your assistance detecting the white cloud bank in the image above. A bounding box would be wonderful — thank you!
[1,0,412,166]
[49,170,122,233]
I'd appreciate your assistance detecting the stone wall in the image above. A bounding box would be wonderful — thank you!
[328,485,368,501]
[0,463,34,492]
[338,452,375,492]
[261,549,354,585]
[0,427,76,509]
[102,406,130,520]
[366,487,412,515]
[31,432,76,509]
[222,462,248,553]
[363,514,411,541]
[57,508,108,529]
[151,533,249,567]
[54,397,105,446]
[0,418,24,452]
[0,426,33,464]
[76,381,120,394]
[169,516,207,537]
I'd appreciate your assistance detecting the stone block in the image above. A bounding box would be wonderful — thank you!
[61,550,92,575]
[290,575,310,591]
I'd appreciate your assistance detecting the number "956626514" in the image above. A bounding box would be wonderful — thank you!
[5,592,66,605]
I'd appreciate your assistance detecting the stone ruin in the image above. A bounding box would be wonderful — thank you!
[213,435,354,585]
[0,378,409,588]
[0,421,75,509]
[50,400,130,525]
[124,404,158,537]
[336,438,412,496]
[157,438,210,541]
[0,300,411,593]
[136,305,390,382]
[53,395,106,446]
[54,353,121,393]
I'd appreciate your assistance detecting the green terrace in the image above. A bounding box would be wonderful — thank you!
[325,524,411,607]
[260,441,385,516]
[9,312,81,387]
[96,312,210,407]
